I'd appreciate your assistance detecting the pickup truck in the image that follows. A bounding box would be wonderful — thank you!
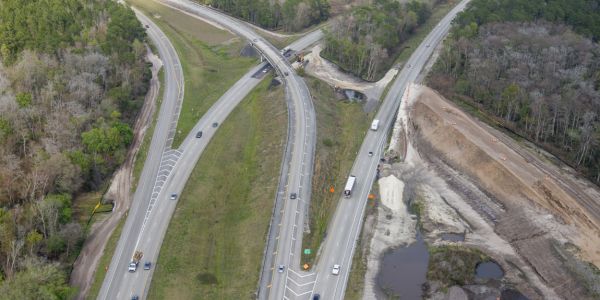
[128,251,143,272]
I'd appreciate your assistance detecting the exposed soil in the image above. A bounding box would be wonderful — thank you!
[362,84,600,299]
[69,49,162,299]
[301,44,398,102]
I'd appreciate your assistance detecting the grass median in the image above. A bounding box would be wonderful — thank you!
[127,0,257,148]
[148,78,286,299]
[300,77,371,267]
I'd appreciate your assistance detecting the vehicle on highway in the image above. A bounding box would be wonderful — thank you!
[170,193,177,200]
[343,175,356,198]
[277,265,285,273]
[212,122,218,127]
[131,295,139,300]
[145,25,149,29]
[426,44,430,47]
[408,63,411,68]
[313,294,320,300]
[128,251,143,272]
[144,261,151,270]
[262,68,268,73]
[196,131,202,138]
[371,119,380,131]
[290,193,297,200]
[368,151,373,157]
[284,71,289,76]
[332,264,340,275]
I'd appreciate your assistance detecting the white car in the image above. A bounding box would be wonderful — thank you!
[128,262,138,272]
[332,264,340,275]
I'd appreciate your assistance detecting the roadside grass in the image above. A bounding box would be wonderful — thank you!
[86,217,127,300]
[128,0,234,45]
[148,78,286,299]
[72,191,103,228]
[128,0,257,148]
[345,185,380,300]
[300,76,371,267]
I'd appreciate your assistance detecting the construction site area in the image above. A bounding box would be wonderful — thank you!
[360,84,600,300]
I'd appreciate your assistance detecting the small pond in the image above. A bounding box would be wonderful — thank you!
[377,231,429,299]
[342,89,366,101]
[475,261,504,280]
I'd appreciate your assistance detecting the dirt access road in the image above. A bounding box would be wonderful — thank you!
[70,50,162,299]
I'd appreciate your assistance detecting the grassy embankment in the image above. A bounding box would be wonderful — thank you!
[300,77,372,267]
[128,0,257,148]
[148,78,285,299]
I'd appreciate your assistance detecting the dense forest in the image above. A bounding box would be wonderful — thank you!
[198,0,330,31]
[0,0,149,297]
[322,0,432,81]
[428,0,600,183]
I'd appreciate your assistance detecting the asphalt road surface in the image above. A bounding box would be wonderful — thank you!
[97,8,184,300]
[307,1,473,300]
[98,1,320,298]
[156,2,319,300]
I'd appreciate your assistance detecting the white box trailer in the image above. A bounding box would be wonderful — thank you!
[344,175,356,198]
[371,119,380,131]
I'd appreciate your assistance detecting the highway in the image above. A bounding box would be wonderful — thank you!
[156,2,319,300]
[98,0,320,298]
[308,1,472,299]
[98,7,184,300]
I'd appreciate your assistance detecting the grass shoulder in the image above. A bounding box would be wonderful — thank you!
[300,76,371,266]
[148,78,286,299]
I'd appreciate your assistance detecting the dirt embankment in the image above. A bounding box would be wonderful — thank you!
[408,85,600,299]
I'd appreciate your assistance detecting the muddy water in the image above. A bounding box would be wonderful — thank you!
[376,231,429,299]
[440,232,465,242]
[475,261,504,279]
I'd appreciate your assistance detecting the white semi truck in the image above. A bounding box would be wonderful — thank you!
[371,119,380,131]
[344,175,356,198]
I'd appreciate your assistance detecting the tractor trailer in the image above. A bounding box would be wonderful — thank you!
[344,175,356,198]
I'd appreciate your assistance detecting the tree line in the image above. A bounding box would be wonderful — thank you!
[454,0,600,42]
[198,0,330,32]
[0,0,149,297]
[321,0,431,81]
[429,19,600,182]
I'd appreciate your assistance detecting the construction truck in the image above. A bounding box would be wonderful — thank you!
[128,251,143,272]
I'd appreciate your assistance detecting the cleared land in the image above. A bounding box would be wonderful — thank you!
[387,84,600,299]
[300,77,371,266]
[148,79,286,299]
[128,0,257,148]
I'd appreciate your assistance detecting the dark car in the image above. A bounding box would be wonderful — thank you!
[290,193,297,200]
[277,265,285,273]
[313,294,320,300]
[170,193,177,200]
[196,131,203,138]
[131,296,139,300]
[212,122,218,128]
[145,24,149,29]
[144,261,151,270]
